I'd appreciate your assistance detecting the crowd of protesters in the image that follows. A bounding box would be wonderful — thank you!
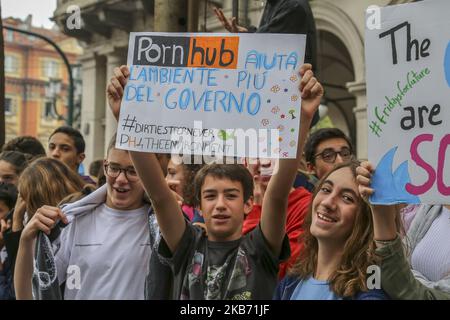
[0,62,446,300]
[0,0,448,301]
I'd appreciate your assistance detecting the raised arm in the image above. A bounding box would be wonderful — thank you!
[356,162,450,299]
[213,7,248,33]
[261,64,323,256]
[107,66,185,253]
[356,161,397,241]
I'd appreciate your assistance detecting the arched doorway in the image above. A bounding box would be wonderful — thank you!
[311,0,367,157]
[315,30,356,147]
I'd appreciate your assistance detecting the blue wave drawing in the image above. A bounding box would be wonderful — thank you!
[370,147,420,205]
[445,41,450,87]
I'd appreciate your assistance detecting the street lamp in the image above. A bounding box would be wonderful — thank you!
[3,25,75,126]
[72,79,83,129]
[45,78,65,121]
[71,64,83,130]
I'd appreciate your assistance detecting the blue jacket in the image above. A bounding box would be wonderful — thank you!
[274,276,390,300]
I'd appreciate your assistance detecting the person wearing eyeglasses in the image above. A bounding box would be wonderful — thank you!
[303,128,354,182]
[14,136,160,300]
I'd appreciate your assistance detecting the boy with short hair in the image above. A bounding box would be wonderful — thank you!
[107,63,323,299]
[304,127,354,181]
[47,126,96,185]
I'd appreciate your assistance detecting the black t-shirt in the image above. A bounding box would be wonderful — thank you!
[256,0,317,68]
[158,222,290,300]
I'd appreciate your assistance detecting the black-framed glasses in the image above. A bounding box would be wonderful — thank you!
[104,163,139,181]
[314,147,353,163]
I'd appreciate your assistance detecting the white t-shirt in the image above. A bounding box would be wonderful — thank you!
[55,203,151,300]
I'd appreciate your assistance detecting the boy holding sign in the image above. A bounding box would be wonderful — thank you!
[107,63,323,299]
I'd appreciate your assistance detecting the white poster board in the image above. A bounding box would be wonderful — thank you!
[116,32,306,159]
[365,0,450,204]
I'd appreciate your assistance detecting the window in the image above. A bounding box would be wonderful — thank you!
[43,101,55,119]
[72,65,82,80]
[5,55,19,74]
[6,30,14,42]
[42,60,60,78]
[5,98,14,115]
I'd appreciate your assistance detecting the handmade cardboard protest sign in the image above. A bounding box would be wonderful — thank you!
[116,32,306,159]
[365,0,450,204]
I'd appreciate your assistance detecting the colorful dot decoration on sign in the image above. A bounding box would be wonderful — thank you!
[257,77,299,158]
[288,109,296,119]
[271,106,280,114]
[218,130,236,141]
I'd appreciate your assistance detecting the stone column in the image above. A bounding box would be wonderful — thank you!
[154,0,187,32]
[187,0,199,32]
[347,81,368,160]
[104,51,126,156]
[80,53,107,168]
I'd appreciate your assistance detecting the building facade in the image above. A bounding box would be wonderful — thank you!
[3,16,83,146]
[53,0,415,163]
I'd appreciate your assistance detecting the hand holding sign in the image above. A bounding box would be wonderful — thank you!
[107,65,129,121]
[356,161,375,201]
[299,63,323,120]
[356,161,398,242]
